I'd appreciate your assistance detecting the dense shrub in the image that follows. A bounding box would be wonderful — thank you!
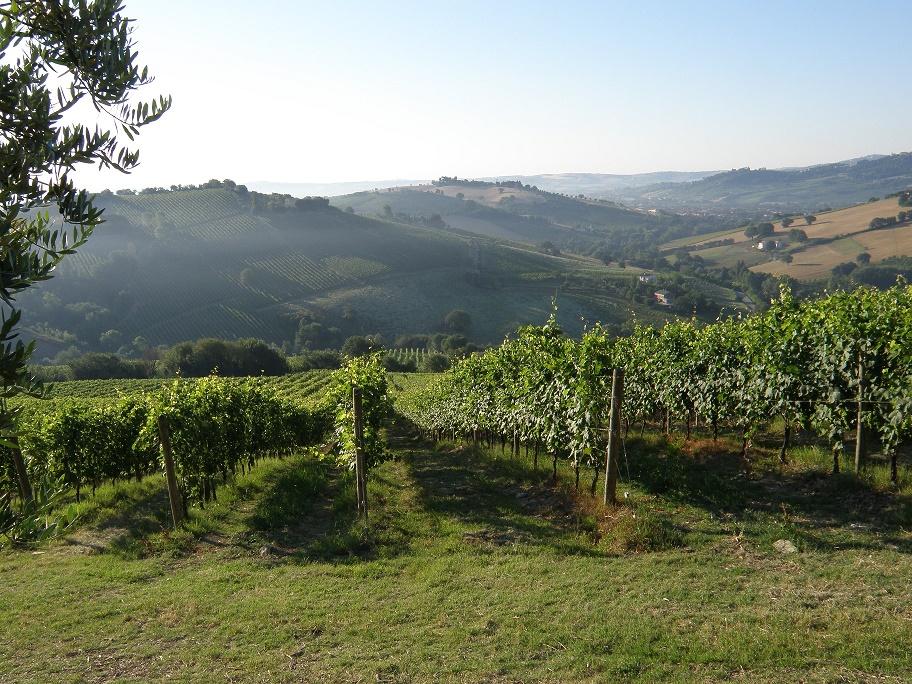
[383,355,417,372]
[341,335,383,358]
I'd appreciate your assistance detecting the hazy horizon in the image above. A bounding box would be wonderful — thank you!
[76,0,912,191]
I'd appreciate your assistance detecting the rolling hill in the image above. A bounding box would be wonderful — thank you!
[248,172,716,199]
[20,185,738,361]
[662,195,912,280]
[615,153,912,212]
[330,179,728,255]
[479,171,718,196]
[253,153,912,217]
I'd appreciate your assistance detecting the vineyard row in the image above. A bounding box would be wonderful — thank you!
[397,285,912,482]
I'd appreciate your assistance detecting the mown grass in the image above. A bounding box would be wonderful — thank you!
[2,434,912,683]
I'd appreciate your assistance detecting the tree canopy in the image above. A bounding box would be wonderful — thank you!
[0,0,169,498]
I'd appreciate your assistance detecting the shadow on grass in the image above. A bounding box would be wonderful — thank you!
[58,450,425,563]
[238,455,425,564]
[403,441,607,557]
[623,435,912,553]
[60,478,177,556]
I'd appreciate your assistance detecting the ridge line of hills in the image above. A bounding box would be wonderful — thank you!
[22,157,912,363]
[21,181,744,362]
[243,152,912,213]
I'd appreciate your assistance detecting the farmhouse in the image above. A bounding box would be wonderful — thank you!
[654,289,673,306]
[638,272,657,283]
[756,239,783,251]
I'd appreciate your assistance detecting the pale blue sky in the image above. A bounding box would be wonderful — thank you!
[82,0,912,189]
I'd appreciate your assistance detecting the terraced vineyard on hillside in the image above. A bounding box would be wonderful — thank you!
[21,187,720,359]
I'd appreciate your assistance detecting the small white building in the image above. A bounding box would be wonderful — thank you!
[654,289,673,306]
[756,239,783,251]
[638,272,657,284]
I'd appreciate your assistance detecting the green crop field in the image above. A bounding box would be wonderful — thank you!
[28,370,335,405]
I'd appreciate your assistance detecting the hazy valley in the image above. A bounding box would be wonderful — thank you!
[23,155,912,363]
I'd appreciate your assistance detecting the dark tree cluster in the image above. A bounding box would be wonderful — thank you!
[158,338,288,377]
[433,177,540,193]
[102,179,334,214]
[744,222,775,239]
[868,211,911,231]
[831,262,858,277]
[69,353,151,380]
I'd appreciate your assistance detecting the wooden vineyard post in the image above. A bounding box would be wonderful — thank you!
[9,435,32,504]
[157,416,184,529]
[353,387,368,518]
[854,357,865,473]
[603,368,625,506]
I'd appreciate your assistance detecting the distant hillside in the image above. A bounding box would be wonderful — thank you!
[242,154,911,212]
[618,153,912,212]
[331,178,729,258]
[663,195,912,281]
[20,184,735,361]
[245,172,714,200]
[249,179,428,197]
[480,171,718,197]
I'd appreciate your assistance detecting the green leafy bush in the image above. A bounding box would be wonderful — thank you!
[326,355,392,469]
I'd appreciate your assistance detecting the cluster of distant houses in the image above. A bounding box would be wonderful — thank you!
[755,238,784,251]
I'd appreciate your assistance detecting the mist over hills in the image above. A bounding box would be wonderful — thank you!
[244,151,912,215]
[478,171,719,197]
[249,179,429,197]
[246,172,716,200]
[617,153,912,212]
[329,178,733,262]
[24,151,912,362]
[23,183,740,362]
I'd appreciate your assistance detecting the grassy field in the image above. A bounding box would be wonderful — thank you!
[660,226,743,251]
[2,414,912,682]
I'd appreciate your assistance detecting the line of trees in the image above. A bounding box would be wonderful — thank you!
[56,339,290,380]
[47,331,480,380]
[869,211,911,231]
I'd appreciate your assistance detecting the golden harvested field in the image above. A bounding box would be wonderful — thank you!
[680,197,907,252]
[784,197,909,240]
[675,197,911,280]
[755,224,912,279]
